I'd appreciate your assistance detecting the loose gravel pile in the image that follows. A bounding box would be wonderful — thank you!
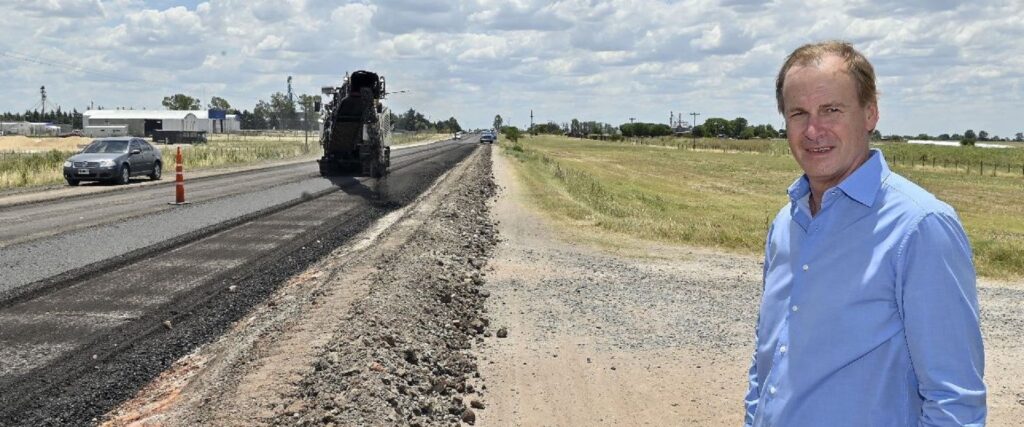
[274,149,499,426]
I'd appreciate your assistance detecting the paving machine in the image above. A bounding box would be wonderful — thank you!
[318,70,391,177]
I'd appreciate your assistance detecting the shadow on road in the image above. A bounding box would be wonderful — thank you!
[323,174,402,210]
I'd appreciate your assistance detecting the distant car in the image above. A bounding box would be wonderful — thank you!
[62,137,163,186]
[454,131,462,140]
[480,133,495,144]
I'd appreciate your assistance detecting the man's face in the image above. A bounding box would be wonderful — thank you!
[782,55,878,192]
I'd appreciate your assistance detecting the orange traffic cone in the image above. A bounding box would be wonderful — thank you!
[169,147,189,205]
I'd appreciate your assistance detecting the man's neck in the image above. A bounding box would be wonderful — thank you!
[809,190,821,216]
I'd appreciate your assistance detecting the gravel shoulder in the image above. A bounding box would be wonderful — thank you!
[477,148,1024,425]
[102,145,498,426]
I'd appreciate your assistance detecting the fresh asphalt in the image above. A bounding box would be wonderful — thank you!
[0,139,471,297]
[0,137,482,426]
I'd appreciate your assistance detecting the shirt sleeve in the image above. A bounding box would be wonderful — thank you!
[896,212,986,426]
[745,224,774,425]
[743,348,759,426]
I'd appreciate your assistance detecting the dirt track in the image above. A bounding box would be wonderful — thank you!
[477,149,1024,425]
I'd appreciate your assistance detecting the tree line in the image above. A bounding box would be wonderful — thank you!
[390,108,462,133]
[885,129,1024,145]
[1,108,83,128]
[161,93,461,133]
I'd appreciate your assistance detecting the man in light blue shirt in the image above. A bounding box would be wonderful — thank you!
[745,41,986,426]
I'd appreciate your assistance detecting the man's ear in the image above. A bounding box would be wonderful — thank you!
[865,102,879,133]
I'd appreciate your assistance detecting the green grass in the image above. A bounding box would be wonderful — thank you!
[0,150,68,189]
[503,135,1024,279]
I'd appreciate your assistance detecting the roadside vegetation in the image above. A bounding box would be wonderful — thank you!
[0,133,319,190]
[0,130,455,190]
[502,135,1024,279]
[392,131,449,146]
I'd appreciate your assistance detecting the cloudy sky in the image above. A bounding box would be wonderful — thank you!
[2,0,1023,137]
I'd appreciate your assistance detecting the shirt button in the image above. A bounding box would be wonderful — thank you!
[780,345,787,354]
[791,305,799,312]
[802,264,809,271]
[769,386,778,395]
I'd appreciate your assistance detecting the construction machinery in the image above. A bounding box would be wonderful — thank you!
[318,70,391,177]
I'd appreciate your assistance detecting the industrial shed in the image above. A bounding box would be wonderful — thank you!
[82,110,240,138]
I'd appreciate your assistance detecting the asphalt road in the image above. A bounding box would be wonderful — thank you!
[0,139,474,297]
[0,138,482,426]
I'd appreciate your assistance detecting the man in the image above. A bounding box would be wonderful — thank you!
[744,41,986,426]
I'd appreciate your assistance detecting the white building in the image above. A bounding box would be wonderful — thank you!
[0,122,61,136]
[82,110,241,137]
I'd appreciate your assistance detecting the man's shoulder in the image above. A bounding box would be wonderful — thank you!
[770,202,793,224]
[879,171,957,219]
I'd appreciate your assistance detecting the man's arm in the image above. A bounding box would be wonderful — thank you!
[898,212,986,426]
[745,225,774,426]
[743,348,759,426]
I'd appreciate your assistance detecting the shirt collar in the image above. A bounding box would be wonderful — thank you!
[787,149,889,208]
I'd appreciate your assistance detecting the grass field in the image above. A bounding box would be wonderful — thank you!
[503,135,1024,279]
[0,134,318,190]
[0,131,453,190]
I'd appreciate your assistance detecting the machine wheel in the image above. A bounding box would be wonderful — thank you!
[117,164,131,185]
[150,162,162,180]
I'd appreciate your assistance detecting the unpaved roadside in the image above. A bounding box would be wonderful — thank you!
[478,148,1024,426]
[477,149,756,426]
[102,145,498,426]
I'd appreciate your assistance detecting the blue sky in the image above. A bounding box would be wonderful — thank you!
[2,0,1023,137]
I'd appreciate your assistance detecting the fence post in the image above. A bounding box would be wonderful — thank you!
[980,161,983,176]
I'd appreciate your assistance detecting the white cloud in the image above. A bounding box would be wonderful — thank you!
[0,0,1021,136]
[14,0,105,18]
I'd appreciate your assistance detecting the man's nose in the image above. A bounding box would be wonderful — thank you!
[803,115,825,141]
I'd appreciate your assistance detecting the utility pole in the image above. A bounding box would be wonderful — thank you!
[689,112,701,149]
[629,117,636,124]
[40,86,47,118]
[530,109,534,134]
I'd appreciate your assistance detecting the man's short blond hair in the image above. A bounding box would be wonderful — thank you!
[776,41,878,113]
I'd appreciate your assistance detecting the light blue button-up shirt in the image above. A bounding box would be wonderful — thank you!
[745,150,986,426]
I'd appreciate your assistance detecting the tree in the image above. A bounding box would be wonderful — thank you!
[730,117,748,138]
[208,96,232,111]
[434,117,462,133]
[963,129,976,140]
[502,126,521,143]
[570,118,581,137]
[937,134,950,141]
[493,114,503,132]
[297,94,322,131]
[702,118,731,137]
[978,130,989,141]
[269,92,298,130]
[253,100,273,129]
[395,108,432,131]
[739,127,756,139]
[162,94,201,110]
[1015,132,1023,142]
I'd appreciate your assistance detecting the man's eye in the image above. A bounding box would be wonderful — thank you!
[789,112,805,118]
[825,107,841,113]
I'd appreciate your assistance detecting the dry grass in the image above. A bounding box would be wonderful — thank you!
[503,135,1024,279]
